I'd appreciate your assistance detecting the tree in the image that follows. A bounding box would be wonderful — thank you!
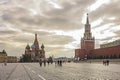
[87,55,90,59]
[110,54,113,59]
[92,56,96,59]
[22,54,31,62]
[19,56,23,62]
[113,54,117,59]
[106,55,109,59]
[48,56,53,64]
[99,55,103,59]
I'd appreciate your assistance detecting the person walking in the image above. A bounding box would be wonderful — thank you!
[103,60,106,65]
[57,60,60,66]
[59,60,62,67]
[106,60,109,66]
[47,60,50,66]
[4,61,7,66]
[39,59,42,67]
[55,60,57,67]
[43,59,46,67]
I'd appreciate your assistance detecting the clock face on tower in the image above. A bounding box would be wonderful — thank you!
[86,29,89,32]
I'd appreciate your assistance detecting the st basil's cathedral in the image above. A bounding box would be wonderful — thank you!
[25,34,45,61]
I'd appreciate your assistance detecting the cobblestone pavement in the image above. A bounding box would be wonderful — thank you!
[0,62,120,80]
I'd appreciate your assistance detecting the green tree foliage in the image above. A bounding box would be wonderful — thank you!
[106,55,109,59]
[113,54,117,59]
[110,54,113,59]
[48,56,53,64]
[99,55,103,59]
[22,54,31,62]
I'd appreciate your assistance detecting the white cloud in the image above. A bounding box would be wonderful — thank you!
[0,0,120,58]
[46,0,62,9]
[108,17,116,20]
[91,18,103,27]
[88,0,111,11]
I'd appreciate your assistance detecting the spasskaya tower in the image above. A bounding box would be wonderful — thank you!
[81,13,95,54]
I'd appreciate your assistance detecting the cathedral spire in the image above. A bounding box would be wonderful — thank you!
[26,43,30,50]
[41,43,44,49]
[34,33,39,50]
[34,33,38,44]
[86,13,89,24]
[35,33,37,41]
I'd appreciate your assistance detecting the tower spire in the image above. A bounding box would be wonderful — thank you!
[86,13,89,24]
[35,33,37,41]
[34,33,39,50]
[41,43,44,49]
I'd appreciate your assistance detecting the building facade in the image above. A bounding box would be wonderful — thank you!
[75,14,95,60]
[24,34,45,62]
[100,39,120,48]
[75,14,120,60]
[0,50,7,63]
[81,13,95,54]
[0,50,17,63]
[7,56,17,63]
[90,45,120,59]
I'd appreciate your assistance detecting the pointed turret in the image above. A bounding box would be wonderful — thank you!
[2,49,7,54]
[34,34,38,43]
[33,33,39,50]
[26,44,30,50]
[86,13,89,24]
[41,43,44,49]
[40,43,45,59]
[84,13,92,39]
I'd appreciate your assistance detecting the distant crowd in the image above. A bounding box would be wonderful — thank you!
[2,59,110,67]
[39,58,64,67]
[103,60,109,66]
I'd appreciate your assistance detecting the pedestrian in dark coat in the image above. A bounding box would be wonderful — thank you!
[106,60,109,66]
[43,59,46,67]
[47,60,50,66]
[39,59,42,67]
[59,60,62,67]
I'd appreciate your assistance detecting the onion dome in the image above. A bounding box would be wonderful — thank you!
[26,44,30,49]
[41,43,44,49]
[31,44,36,49]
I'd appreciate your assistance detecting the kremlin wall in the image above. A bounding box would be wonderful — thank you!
[75,14,120,60]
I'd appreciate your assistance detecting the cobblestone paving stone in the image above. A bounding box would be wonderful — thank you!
[0,62,120,80]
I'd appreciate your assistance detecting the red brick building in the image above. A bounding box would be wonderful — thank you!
[89,45,120,59]
[75,14,120,60]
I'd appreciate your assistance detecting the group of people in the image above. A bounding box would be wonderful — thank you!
[39,59,53,67]
[103,60,109,66]
[39,59,63,67]
[55,60,63,67]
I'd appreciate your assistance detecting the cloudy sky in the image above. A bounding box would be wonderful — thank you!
[0,0,120,58]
